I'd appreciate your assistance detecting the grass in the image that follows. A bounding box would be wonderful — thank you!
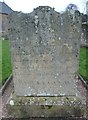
[0,39,88,86]
[0,39,12,86]
[79,47,88,83]
[0,40,2,87]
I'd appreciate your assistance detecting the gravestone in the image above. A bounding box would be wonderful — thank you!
[6,6,86,118]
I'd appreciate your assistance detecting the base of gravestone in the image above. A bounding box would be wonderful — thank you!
[6,92,86,118]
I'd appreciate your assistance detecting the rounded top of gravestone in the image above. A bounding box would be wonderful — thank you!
[34,6,55,12]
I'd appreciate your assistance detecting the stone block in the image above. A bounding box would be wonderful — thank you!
[6,93,86,118]
[8,6,81,96]
[6,6,86,118]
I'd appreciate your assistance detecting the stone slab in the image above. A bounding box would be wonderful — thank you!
[6,93,86,118]
[8,6,81,96]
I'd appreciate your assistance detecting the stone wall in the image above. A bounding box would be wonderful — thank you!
[81,14,88,47]
[0,13,8,37]
[81,23,88,47]
[8,6,82,96]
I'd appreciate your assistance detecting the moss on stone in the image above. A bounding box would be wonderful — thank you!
[6,93,86,118]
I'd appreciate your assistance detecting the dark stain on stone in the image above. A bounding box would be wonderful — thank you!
[47,105,53,109]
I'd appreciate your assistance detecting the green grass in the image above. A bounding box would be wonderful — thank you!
[1,40,12,86]
[79,47,88,83]
[0,39,88,86]
[0,40,2,87]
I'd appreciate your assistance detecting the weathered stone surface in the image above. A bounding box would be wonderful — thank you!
[6,6,86,118]
[8,6,81,97]
[6,93,86,118]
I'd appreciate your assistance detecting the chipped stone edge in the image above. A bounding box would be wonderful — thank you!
[0,74,13,95]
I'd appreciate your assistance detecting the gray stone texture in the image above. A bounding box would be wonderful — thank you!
[8,6,81,96]
[6,94,86,118]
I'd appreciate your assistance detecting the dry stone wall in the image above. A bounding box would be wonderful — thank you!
[8,6,81,96]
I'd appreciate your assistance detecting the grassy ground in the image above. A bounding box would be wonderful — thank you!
[0,40,2,87]
[79,47,88,83]
[1,40,12,86]
[0,39,88,86]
